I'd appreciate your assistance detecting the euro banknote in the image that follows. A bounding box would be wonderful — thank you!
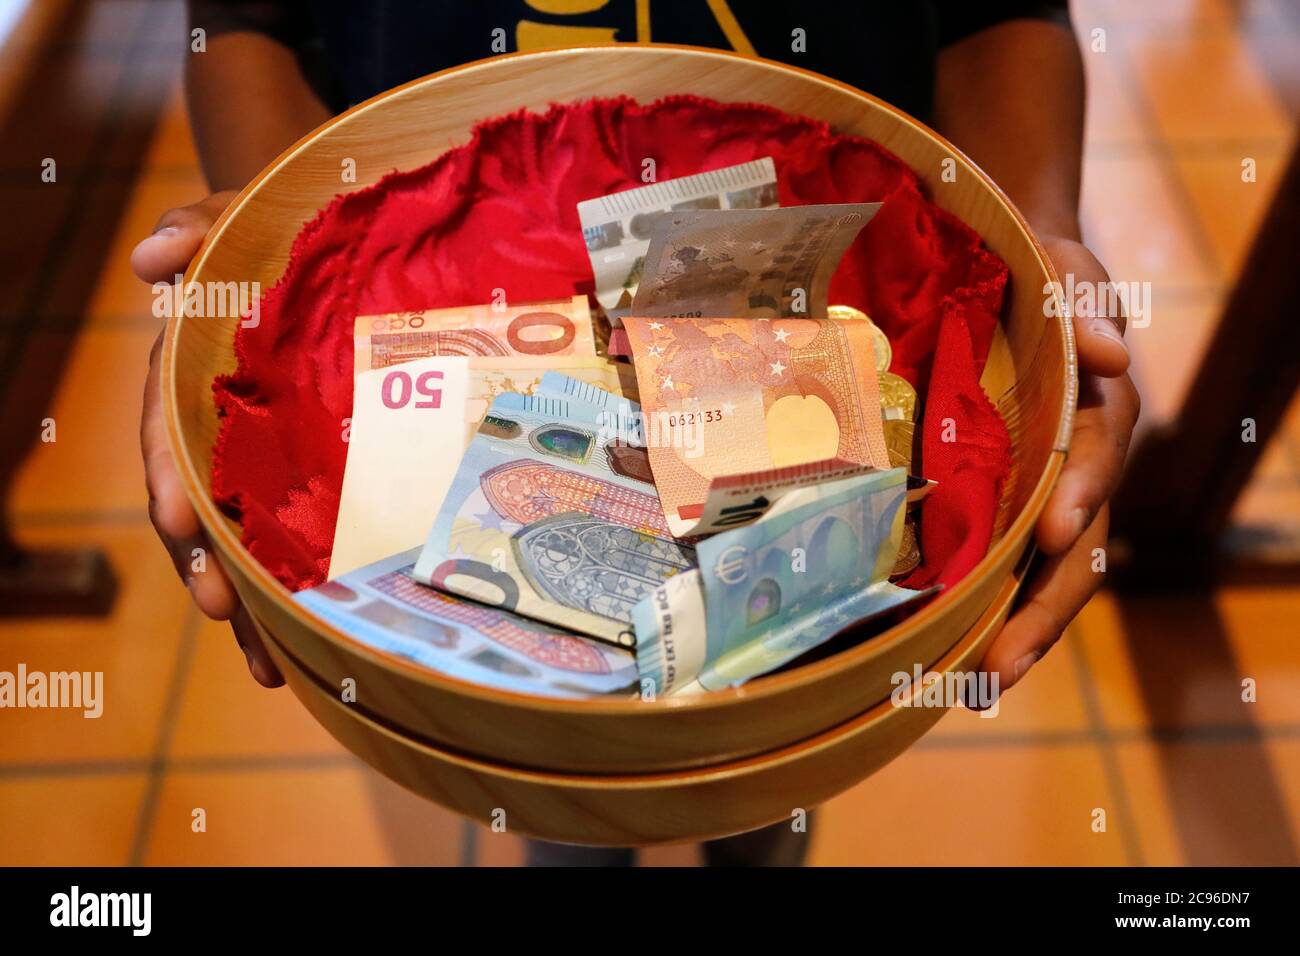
[628,203,879,320]
[686,456,936,537]
[329,355,633,579]
[622,315,891,536]
[578,158,777,325]
[632,468,933,695]
[353,295,597,373]
[296,548,638,698]
[413,387,696,648]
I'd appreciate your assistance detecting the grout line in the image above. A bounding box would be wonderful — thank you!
[12,506,150,529]
[4,723,1300,781]
[0,162,204,183]
[1066,624,1145,865]
[125,602,201,866]
[1085,136,1295,159]
[0,752,362,781]
[918,720,1300,749]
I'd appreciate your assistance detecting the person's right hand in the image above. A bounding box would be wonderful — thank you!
[133,191,284,687]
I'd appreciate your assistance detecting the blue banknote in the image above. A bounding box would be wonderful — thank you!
[632,467,934,693]
[295,547,638,698]
[414,385,694,647]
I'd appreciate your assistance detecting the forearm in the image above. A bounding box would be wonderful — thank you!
[185,32,333,192]
[933,18,1085,241]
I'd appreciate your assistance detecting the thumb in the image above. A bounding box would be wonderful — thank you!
[130,190,238,285]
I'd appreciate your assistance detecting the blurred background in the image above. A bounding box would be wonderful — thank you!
[0,0,1297,865]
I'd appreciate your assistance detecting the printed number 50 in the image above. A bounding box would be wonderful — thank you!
[381,369,443,409]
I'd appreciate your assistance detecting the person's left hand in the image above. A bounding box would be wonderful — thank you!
[978,234,1141,693]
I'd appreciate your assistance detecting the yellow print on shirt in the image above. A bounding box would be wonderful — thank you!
[514,0,753,53]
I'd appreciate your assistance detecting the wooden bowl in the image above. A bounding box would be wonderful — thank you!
[164,46,1075,775]
[257,549,1027,846]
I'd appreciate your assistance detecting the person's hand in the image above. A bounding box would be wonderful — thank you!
[978,234,1141,694]
[133,191,284,687]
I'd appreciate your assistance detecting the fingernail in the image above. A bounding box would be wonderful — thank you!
[152,225,179,238]
[1069,506,1090,540]
[1013,651,1042,682]
[1090,318,1127,350]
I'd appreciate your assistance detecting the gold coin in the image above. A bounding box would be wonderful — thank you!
[829,303,892,374]
[878,371,917,422]
[890,517,921,579]
[883,418,914,470]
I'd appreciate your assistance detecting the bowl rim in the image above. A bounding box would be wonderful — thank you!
[163,43,1076,717]
[263,563,1021,789]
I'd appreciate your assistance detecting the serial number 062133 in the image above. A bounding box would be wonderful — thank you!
[664,408,725,428]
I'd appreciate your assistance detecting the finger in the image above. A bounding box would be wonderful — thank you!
[231,607,285,688]
[1043,237,1130,378]
[142,332,198,539]
[141,331,241,620]
[130,191,237,285]
[981,507,1110,692]
[1036,373,1140,555]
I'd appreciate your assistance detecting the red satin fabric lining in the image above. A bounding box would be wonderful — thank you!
[211,95,1011,593]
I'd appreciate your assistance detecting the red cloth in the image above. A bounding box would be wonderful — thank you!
[212,95,1011,592]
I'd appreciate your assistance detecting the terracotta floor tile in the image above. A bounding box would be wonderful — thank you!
[1216,587,1300,727]
[0,524,189,763]
[1082,589,1280,734]
[808,744,1130,865]
[1111,741,1186,866]
[927,618,1091,739]
[1120,22,1292,145]
[1072,591,1153,731]
[0,772,146,865]
[8,326,156,517]
[640,843,699,866]
[1122,295,1218,426]
[1139,738,1297,865]
[168,616,347,759]
[1080,148,1219,295]
[142,765,465,865]
[1170,140,1293,283]
[1231,481,1300,536]
[1246,422,1300,485]
[1079,30,1150,144]
[84,165,211,330]
[474,826,526,866]
[1263,738,1300,850]
[141,84,199,171]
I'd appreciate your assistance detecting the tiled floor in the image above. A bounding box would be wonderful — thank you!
[1,0,1297,866]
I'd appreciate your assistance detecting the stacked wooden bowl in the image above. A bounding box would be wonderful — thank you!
[163,46,1075,846]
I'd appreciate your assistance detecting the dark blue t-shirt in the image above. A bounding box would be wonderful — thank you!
[193,0,1069,121]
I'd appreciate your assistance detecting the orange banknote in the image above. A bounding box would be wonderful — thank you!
[623,316,891,536]
[354,295,596,373]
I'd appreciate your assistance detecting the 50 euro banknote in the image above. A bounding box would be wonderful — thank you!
[328,355,635,580]
[631,468,935,695]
